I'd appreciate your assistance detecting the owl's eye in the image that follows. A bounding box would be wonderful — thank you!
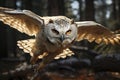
[66,30,72,35]
[52,29,59,35]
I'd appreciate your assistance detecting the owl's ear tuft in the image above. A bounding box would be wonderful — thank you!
[49,19,54,23]
[70,19,74,24]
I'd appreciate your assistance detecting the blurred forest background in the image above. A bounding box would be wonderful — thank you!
[0,0,120,80]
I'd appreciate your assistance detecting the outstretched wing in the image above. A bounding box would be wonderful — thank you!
[0,7,44,36]
[75,21,120,45]
[17,39,74,59]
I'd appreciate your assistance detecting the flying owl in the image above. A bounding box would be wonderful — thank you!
[0,7,120,71]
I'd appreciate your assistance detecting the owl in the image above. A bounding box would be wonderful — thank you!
[0,7,120,71]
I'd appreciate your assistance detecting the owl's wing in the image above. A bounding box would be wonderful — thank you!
[75,21,120,45]
[0,7,44,36]
[17,39,74,59]
[54,48,74,59]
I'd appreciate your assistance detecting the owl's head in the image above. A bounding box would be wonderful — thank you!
[44,19,78,47]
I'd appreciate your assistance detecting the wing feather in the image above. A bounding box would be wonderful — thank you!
[76,21,120,45]
[17,39,74,60]
[0,7,43,36]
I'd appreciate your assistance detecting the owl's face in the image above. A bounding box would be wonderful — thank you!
[44,19,78,47]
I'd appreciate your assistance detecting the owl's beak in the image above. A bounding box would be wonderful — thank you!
[59,35,65,42]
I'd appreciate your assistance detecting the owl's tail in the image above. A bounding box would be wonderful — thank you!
[17,39,75,59]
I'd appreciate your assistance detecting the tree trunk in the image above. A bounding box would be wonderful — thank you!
[112,0,120,21]
[78,0,85,20]
[112,0,117,19]
[0,23,7,58]
[0,0,8,58]
[47,0,65,16]
[0,0,6,7]
[118,0,120,21]
[58,0,65,15]
[85,0,95,20]
[23,0,32,10]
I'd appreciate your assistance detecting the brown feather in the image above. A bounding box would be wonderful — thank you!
[76,21,120,45]
[0,7,43,36]
[17,39,74,60]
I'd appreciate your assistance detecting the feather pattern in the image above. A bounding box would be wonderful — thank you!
[0,7,43,36]
[17,39,74,59]
[76,21,120,45]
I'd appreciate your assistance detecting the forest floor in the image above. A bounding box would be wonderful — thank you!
[0,57,120,80]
